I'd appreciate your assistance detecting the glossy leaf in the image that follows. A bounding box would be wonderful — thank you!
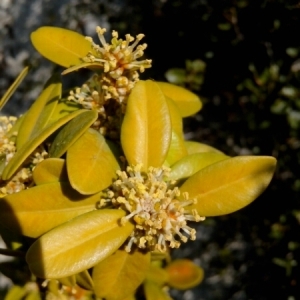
[185,141,224,155]
[1,109,87,180]
[144,281,171,300]
[26,209,134,279]
[164,97,187,166]
[49,110,98,158]
[169,152,229,181]
[17,75,61,148]
[0,66,29,111]
[156,81,202,117]
[67,128,120,195]
[93,250,150,300]
[31,27,93,68]
[0,182,100,238]
[121,80,171,169]
[165,259,204,290]
[180,156,277,216]
[33,158,68,185]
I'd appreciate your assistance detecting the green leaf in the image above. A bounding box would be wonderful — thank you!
[0,66,29,111]
[93,250,150,300]
[49,110,98,158]
[144,281,171,300]
[30,27,93,68]
[121,80,171,170]
[156,82,202,117]
[26,209,134,279]
[1,109,87,180]
[185,141,224,155]
[169,152,229,181]
[33,158,68,185]
[0,182,100,238]
[17,74,61,148]
[67,128,120,195]
[164,97,187,166]
[165,259,204,290]
[180,156,277,216]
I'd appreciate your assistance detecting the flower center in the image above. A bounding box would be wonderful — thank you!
[99,164,205,252]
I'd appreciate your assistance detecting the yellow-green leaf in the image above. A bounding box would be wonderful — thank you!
[17,74,61,148]
[156,82,202,117]
[49,110,98,158]
[164,97,187,166]
[180,156,277,216]
[26,209,134,279]
[0,182,100,238]
[48,99,81,123]
[58,275,76,287]
[165,259,204,290]
[76,270,94,290]
[31,27,93,68]
[169,152,229,181]
[62,62,104,75]
[67,128,120,195]
[144,281,171,300]
[185,141,224,155]
[33,158,68,185]
[1,109,87,180]
[0,66,29,111]
[121,80,171,170]
[145,264,169,286]
[93,250,150,300]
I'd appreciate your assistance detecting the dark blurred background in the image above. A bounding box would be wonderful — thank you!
[1,1,300,299]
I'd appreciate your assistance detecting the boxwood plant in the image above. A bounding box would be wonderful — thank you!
[0,26,276,300]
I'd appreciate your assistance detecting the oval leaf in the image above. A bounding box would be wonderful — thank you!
[26,209,134,279]
[156,82,202,117]
[185,141,224,155]
[67,128,120,195]
[165,259,204,290]
[31,27,93,68]
[93,250,150,300]
[2,109,87,180]
[121,80,171,169]
[180,156,277,216]
[169,152,229,181]
[17,74,61,148]
[0,182,100,238]
[164,97,187,166]
[49,110,98,158]
[33,158,68,185]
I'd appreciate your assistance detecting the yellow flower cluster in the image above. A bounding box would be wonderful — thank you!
[100,164,205,252]
[0,116,48,196]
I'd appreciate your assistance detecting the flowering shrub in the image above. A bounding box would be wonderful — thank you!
[0,26,276,299]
